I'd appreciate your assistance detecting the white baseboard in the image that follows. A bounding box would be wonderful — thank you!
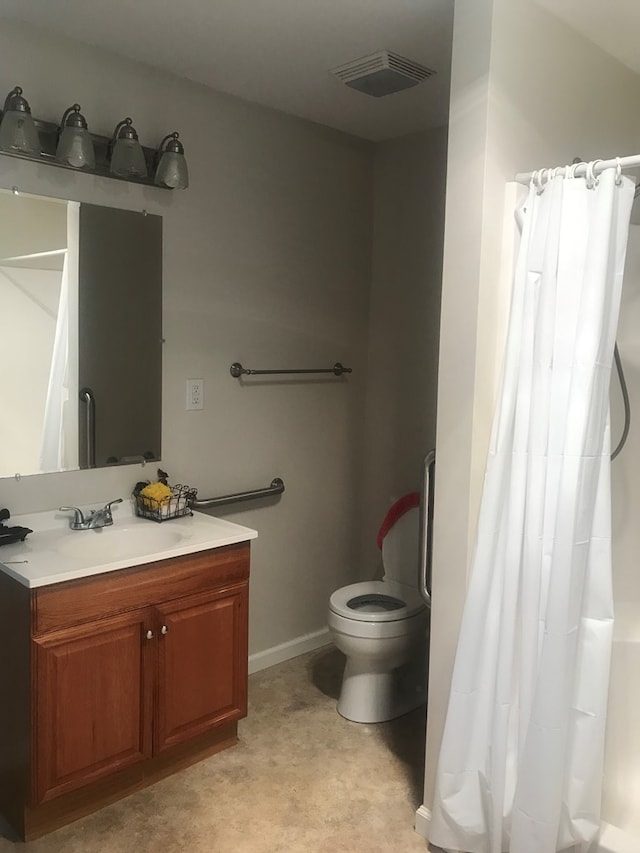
[248,626,332,674]
[414,804,432,841]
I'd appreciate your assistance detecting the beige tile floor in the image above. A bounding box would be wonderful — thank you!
[0,646,430,853]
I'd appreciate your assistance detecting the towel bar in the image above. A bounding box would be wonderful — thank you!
[230,362,351,378]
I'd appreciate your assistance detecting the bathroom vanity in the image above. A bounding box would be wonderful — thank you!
[0,506,257,840]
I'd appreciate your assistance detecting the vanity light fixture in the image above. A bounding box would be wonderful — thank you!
[0,86,40,156]
[56,103,95,170]
[109,117,148,179]
[0,89,186,190]
[154,132,189,189]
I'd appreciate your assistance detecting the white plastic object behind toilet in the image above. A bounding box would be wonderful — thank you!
[328,496,429,723]
[381,504,420,588]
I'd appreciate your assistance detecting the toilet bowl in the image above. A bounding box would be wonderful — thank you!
[328,496,429,723]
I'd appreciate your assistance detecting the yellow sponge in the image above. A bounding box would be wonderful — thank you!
[139,481,172,507]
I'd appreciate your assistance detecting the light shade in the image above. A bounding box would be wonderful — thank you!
[56,104,95,169]
[154,132,189,189]
[0,86,40,155]
[110,117,147,178]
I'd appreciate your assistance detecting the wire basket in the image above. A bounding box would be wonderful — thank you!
[133,483,198,522]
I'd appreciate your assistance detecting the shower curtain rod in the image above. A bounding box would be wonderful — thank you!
[515,153,640,185]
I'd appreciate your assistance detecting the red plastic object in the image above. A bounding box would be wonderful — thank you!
[376,492,420,550]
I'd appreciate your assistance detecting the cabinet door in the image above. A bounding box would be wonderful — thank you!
[32,608,153,804]
[155,582,248,753]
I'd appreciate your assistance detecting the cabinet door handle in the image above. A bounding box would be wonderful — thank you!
[146,629,154,640]
[161,625,168,635]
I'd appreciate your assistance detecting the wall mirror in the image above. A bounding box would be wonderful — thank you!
[0,189,162,478]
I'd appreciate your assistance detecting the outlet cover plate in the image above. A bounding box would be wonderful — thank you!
[186,378,204,410]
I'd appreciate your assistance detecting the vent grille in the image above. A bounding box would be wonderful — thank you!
[331,50,435,97]
[387,52,435,82]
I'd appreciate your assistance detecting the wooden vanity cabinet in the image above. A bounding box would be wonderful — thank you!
[33,606,154,804]
[156,584,248,753]
[0,541,250,841]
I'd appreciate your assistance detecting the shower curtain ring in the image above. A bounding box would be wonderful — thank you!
[586,159,603,189]
[533,170,545,194]
[585,161,595,188]
[615,157,623,186]
[566,161,582,180]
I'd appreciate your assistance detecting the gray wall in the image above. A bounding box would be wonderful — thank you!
[0,20,372,660]
[360,128,447,575]
[0,20,447,664]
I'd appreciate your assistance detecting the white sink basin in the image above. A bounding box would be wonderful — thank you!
[56,525,184,562]
[0,503,258,588]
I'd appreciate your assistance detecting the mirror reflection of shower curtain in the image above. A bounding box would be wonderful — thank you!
[39,201,79,471]
[429,169,635,853]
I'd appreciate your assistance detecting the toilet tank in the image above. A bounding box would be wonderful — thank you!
[381,506,420,589]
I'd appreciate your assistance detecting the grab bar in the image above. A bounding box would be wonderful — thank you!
[191,477,285,509]
[419,450,436,606]
[80,387,96,469]
[230,362,352,378]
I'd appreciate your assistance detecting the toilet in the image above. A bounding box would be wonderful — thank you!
[328,493,429,723]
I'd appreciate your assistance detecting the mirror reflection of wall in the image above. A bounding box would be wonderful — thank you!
[0,190,162,479]
[0,193,79,477]
[78,204,162,470]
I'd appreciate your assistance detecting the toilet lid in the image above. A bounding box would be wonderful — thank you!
[329,581,425,623]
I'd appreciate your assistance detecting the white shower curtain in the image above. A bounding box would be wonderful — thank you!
[39,250,70,471]
[39,201,79,472]
[429,166,635,853]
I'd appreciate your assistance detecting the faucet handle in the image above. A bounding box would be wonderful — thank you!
[59,506,86,526]
[101,498,123,523]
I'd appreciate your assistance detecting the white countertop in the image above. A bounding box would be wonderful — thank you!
[0,501,257,589]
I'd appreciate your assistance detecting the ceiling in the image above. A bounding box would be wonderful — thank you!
[534,0,640,76]
[3,1,640,143]
[0,0,454,142]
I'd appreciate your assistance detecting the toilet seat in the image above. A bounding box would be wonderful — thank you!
[329,581,425,623]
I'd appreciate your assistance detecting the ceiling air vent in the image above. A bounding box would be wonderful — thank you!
[331,50,436,98]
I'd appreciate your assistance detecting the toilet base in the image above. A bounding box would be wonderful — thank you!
[337,654,427,724]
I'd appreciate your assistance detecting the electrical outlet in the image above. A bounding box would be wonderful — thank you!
[186,378,204,410]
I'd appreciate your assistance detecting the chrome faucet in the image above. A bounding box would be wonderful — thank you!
[59,498,123,530]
